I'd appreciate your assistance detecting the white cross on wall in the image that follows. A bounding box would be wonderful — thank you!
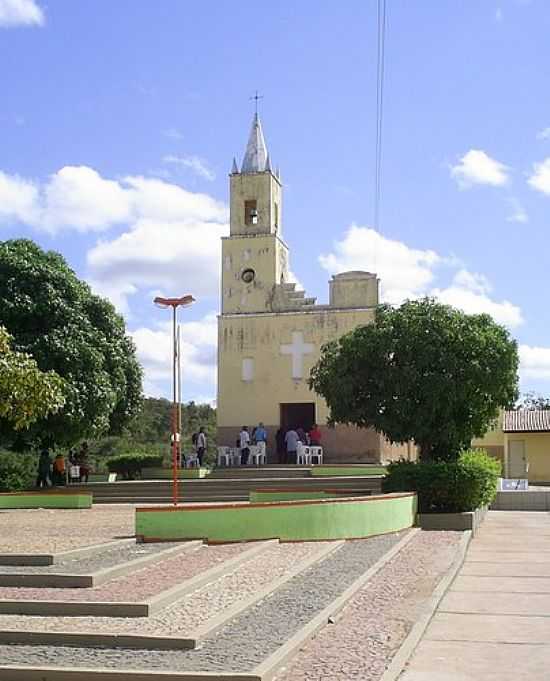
[280,331,315,380]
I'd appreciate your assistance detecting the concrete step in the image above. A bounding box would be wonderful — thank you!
[69,476,382,505]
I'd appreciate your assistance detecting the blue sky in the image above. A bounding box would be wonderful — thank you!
[1,0,549,402]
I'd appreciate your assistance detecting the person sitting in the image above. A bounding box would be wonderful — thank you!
[240,426,251,465]
[36,449,51,488]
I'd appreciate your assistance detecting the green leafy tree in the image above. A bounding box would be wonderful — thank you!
[0,327,65,430]
[517,392,550,410]
[310,298,519,461]
[0,239,143,447]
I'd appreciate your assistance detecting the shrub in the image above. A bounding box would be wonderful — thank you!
[105,453,163,480]
[0,450,36,492]
[382,449,501,513]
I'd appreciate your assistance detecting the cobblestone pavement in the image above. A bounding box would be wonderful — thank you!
[0,531,407,672]
[273,530,461,681]
[0,542,250,602]
[0,541,184,575]
[0,541,331,635]
[0,506,135,554]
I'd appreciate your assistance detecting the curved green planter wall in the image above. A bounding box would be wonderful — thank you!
[0,493,92,509]
[136,492,416,543]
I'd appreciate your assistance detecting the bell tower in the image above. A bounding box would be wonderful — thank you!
[221,114,289,314]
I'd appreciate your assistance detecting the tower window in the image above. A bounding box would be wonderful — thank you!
[274,202,279,230]
[245,200,258,226]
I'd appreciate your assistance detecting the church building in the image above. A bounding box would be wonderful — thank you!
[217,114,411,463]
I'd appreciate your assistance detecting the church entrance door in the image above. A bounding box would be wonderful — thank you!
[280,403,315,433]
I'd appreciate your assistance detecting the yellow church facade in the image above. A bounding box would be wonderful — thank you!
[217,114,412,463]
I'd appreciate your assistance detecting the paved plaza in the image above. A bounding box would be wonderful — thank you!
[401,511,550,681]
[0,505,461,680]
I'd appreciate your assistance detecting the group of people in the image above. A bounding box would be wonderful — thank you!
[36,442,90,488]
[277,424,322,464]
[232,423,321,465]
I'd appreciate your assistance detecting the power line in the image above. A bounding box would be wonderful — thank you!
[374,0,387,235]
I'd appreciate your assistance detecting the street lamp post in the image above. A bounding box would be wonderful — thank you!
[153,295,195,506]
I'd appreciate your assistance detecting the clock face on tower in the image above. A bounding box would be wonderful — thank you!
[241,268,256,284]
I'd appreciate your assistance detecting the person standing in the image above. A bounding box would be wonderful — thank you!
[276,428,285,464]
[240,426,251,465]
[196,427,207,467]
[52,453,66,486]
[36,449,51,488]
[78,442,90,483]
[309,424,322,446]
[285,427,299,464]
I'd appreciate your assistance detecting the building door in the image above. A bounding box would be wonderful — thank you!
[508,440,527,478]
[280,403,315,433]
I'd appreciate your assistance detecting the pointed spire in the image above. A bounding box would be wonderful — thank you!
[241,113,269,173]
[265,153,272,172]
[231,157,239,174]
[276,167,281,181]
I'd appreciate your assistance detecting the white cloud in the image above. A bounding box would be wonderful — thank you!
[87,217,227,308]
[0,171,38,223]
[0,164,229,311]
[0,166,227,234]
[163,155,215,181]
[450,149,509,188]
[506,197,528,224]
[495,7,503,22]
[131,312,217,398]
[432,274,523,328]
[319,227,523,328]
[536,128,550,140]
[40,166,132,232]
[0,0,44,27]
[528,158,550,195]
[519,344,550,380]
[319,225,440,305]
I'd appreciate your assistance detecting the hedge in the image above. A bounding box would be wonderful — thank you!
[0,450,36,492]
[105,453,163,480]
[382,449,501,513]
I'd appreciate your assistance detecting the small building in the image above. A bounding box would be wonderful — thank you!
[216,113,413,463]
[473,409,550,482]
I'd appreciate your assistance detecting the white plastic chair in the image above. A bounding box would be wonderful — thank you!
[230,447,242,466]
[296,443,310,465]
[249,442,267,465]
[185,454,199,468]
[217,447,231,467]
[309,446,323,465]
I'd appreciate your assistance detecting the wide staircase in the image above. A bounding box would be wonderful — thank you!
[70,466,383,504]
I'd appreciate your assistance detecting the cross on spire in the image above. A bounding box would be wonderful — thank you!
[250,90,264,115]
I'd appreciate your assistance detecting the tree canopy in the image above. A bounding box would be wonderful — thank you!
[517,392,550,411]
[0,239,143,447]
[310,298,519,460]
[0,326,65,430]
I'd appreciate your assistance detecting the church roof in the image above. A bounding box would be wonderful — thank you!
[241,113,269,173]
[504,409,550,432]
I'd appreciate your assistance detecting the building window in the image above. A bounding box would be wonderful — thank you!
[245,200,258,225]
[242,357,254,382]
[274,201,279,229]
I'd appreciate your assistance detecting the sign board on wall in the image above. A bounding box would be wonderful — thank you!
[499,477,529,491]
